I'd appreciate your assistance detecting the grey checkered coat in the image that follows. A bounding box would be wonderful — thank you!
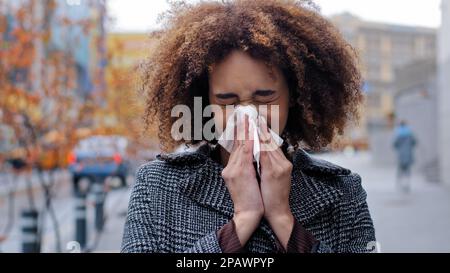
[121,143,376,253]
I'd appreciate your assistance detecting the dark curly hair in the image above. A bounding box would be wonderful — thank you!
[142,0,363,152]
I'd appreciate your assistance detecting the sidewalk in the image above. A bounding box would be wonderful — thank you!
[317,151,450,253]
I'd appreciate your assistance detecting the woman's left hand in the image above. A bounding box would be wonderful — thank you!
[258,116,295,249]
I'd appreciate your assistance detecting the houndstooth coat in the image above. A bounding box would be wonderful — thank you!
[121,143,376,253]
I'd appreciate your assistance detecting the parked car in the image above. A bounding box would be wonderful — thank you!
[68,135,130,190]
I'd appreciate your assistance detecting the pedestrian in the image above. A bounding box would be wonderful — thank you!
[393,120,417,193]
[121,0,376,253]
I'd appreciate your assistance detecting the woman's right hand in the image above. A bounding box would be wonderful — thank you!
[221,114,264,246]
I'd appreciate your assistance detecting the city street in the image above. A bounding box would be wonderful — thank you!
[1,151,450,253]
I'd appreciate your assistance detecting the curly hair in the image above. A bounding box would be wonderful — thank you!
[141,0,363,152]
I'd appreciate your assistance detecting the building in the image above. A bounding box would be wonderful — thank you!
[330,13,437,133]
[51,0,95,98]
[438,0,450,186]
[102,32,153,130]
[51,0,107,100]
[1,0,106,98]
[107,32,153,69]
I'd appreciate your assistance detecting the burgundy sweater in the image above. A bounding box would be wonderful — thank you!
[216,219,319,253]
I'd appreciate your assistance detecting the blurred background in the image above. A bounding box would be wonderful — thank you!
[0,0,449,253]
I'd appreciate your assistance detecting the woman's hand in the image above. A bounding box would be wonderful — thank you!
[258,116,295,249]
[221,114,264,246]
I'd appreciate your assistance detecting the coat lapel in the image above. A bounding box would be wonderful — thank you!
[289,169,343,224]
[163,143,233,218]
[179,156,234,218]
[290,149,348,224]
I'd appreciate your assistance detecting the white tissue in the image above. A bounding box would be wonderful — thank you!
[217,105,284,174]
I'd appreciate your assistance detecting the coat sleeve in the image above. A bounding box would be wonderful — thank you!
[120,163,224,253]
[183,232,223,253]
[314,173,377,253]
[338,173,377,253]
[120,164,160,253]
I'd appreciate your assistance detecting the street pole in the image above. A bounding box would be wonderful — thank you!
[93,177,105,232]
[74,189,87,250]
[21,209,40,253]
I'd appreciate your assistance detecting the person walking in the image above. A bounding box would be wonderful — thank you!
[393,121,417,193]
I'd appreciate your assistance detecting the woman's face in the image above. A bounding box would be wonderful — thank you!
[208,50,290,137]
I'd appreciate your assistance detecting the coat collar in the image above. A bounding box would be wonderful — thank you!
[157,142,350,225]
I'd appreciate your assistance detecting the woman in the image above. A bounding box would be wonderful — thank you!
[121,0,376,253]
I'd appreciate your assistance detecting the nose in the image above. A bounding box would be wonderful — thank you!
[238,101,252,108]
[234,105,259,122]
[236,102,258,111]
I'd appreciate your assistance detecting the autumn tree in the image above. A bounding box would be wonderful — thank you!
[0,0,107,252]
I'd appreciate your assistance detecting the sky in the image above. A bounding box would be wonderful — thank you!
[107,0,442,33]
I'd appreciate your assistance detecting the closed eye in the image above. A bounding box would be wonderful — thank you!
[253,89,276,97]
[253,89,278,102]
[215,93,238,100]
[214,89,278,104]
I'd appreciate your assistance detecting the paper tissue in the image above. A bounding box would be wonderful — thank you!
[217,105,284,174]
